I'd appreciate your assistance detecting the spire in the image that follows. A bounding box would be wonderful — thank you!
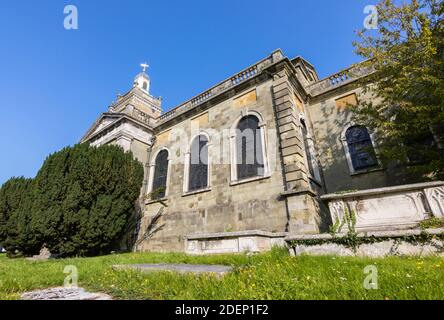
[134,62,150,94]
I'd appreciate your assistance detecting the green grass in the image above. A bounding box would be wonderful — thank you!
[0,248,443,300]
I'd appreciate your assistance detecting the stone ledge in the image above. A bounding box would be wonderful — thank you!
[181,187,212,197]
[280,188,317,198]
[321,181,444,201]
[185,230,288,241]
[285,227,444,242]
[112,264,233,276]
[229,175,271,187]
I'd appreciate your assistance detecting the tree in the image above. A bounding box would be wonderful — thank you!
[353,0,444,180]
[0,177,41,257]
[31,144,144,257]
[0,144,144,258]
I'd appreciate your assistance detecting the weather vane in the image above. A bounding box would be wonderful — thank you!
[140,62,149,73]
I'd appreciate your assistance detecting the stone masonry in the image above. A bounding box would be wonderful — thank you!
[81,49,443,254]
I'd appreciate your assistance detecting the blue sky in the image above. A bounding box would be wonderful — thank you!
[0,0,374,184]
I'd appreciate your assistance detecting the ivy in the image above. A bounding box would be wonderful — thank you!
[291,208,444,253]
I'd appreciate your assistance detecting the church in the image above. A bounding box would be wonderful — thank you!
[81,49,444,254]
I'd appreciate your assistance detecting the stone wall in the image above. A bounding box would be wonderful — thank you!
[307,85,415,194]
[287,228,444,257]
[137,78,292,252]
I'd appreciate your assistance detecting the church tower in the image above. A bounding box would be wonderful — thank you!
[109,63,162,120]
[81,63,161,157]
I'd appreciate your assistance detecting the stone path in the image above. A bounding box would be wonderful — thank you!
[113,263,233,276]
[21,287,112,300]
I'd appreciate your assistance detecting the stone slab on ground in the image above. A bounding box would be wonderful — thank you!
[113,263,233,276]
[21,287,112,300]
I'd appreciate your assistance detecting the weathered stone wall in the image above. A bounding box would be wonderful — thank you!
[287,228,444,257]
[138,79,291,252]
[307,86,416,194]
[271,66,325,234]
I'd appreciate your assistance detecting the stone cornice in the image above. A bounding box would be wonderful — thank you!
[154,50,315,132]
[81,113,154,143]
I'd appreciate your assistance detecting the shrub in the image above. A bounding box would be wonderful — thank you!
[32,144,144,257]
[0,177,41,257]
[0,144,144,258]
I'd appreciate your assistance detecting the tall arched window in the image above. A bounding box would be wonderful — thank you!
[151,150,169,199]
[300,119,315,178]
[345,126,378,171]
[189,135,209,191]
[236,115,264,180]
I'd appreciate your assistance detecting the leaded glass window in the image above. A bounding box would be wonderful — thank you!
[152,150,169,199]
[189,135,209,191]
[236,115,264,180]
[345,126,378,171]
[301,119,315,178]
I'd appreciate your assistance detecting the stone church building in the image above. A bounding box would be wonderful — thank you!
[81,49,444,254]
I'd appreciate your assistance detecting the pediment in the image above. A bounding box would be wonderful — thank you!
[81,113,123,143]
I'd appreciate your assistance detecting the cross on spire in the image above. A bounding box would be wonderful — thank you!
[140,62,149,73]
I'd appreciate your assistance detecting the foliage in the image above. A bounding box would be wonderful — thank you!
[353,0,444,180]
[0,177,41,257]
[420,217,444,229]
[290,229,444,253]
[0,144,144,258]
[0,249,443,300]
[135,206,166,247]
[329,208,357,238]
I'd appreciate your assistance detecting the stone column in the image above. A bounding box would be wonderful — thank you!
[272,67,322,234]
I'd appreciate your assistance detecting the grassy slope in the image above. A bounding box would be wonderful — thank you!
[0,249,443,300]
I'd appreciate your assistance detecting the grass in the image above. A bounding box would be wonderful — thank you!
[0,248,443,300]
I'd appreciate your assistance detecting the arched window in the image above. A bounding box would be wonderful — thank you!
[300,119,315,178]
[189,135,209,191]
[151,150,169,199]
[236,115,264,180]
[143,82,148,90]
[345,126,378,171]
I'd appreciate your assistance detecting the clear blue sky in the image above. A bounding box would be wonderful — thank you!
[0,0,374,185]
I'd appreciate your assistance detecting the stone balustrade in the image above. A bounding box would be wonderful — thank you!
[158,53,278,124]
[308,62,373,96]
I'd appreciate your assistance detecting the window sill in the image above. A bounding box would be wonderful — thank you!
[145,197,168,205]
[350,167,384,176]
[230,175,271,186]
[182,187,212,197]
[308,177,323,187]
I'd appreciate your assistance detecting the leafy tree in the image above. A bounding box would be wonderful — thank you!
[0,177,41,256]
[353,0,444,179]
[32,144,144,257]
